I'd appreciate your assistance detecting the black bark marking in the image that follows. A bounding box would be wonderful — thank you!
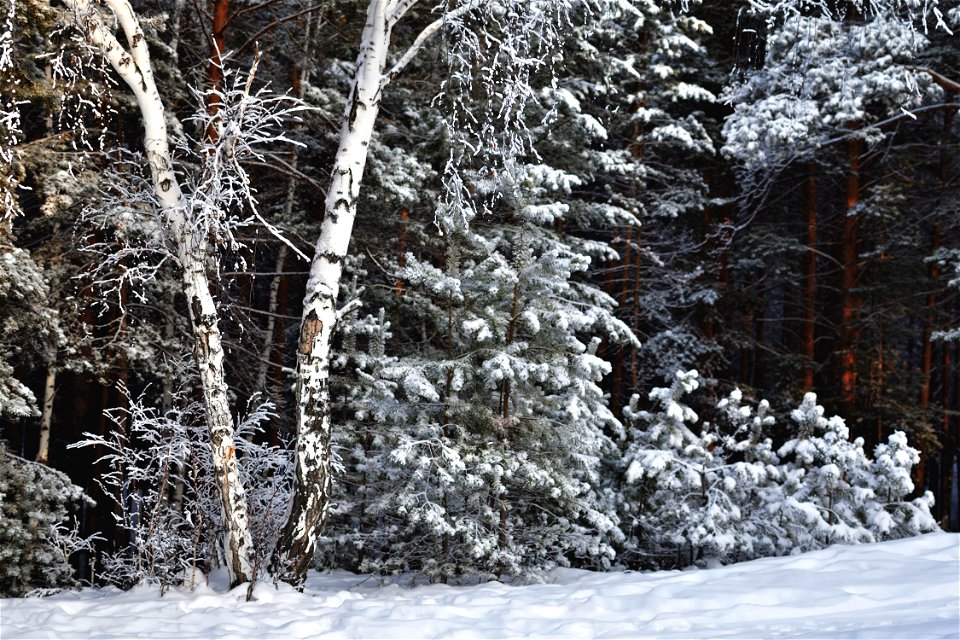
[191,296,202,323]
[318,252,343,264]
[347,91,359,131]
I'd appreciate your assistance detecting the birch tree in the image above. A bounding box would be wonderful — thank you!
[62,0,256,587]
[60,0,591,587]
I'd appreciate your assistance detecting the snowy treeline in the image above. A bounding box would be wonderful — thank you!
[0,0,956,595]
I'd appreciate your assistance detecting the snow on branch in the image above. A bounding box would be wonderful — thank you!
[382,0,485,88]
[0,0,21,221]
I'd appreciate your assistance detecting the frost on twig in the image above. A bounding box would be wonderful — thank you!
[79,51,311,309]
[68,378,291,589]
[183,51,312,263]
[0,0,21,221]
[434,0,582,236]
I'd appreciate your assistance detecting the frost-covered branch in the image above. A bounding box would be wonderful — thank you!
[381,0,484,87]
[0,0,22,221]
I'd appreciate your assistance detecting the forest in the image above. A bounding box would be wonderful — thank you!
[0,0,957,598]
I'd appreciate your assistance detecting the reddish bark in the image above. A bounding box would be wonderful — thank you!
[395,209,409,295]
[630,227,642,390]
[803,163,817,391]
[206,0,231,142]
[920,225,941,411]
[612,226,633,413]
[839,135,861,415]
[917,98,953,491]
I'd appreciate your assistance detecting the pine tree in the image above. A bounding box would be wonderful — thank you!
[620,369,710,567]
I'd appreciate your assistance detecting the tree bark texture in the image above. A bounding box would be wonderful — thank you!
[839,135,861,415]
[36,363,56,465]
[205,0,230,142]
[66,0,255,587]
[277,0,393,585]
[803,162,817,391]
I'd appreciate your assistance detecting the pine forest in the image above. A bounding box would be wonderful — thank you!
[0,0,957,597]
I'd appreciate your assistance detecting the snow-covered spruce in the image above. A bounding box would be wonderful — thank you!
[620,374,937,568]
[0,442,93,596]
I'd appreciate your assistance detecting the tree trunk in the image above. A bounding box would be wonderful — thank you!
[950,342,960,530]
[612,225,633,413]
[36,362,56,465]
[803,162,817,391]
[67,0,255,587]
[258,11,314,443]
[276,0,392,585]
[497,269,522,578]
[839,135,861,416]
[630,227,642,390]
[395,209,409,295]
[920,95,955,491]
[205,0,231,142]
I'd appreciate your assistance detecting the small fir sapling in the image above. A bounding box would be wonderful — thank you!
[867,431,937,538]
[776,393,937,549]
[621,382,938,569]
[776,392,878,547]
[621,369,712,567]
[706,389,787,561]
[0,442,96,596]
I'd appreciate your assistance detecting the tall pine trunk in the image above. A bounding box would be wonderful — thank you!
[919,96,955,492]
[803,162,817,391]
[205,0,231,142]
[839,134,861,416]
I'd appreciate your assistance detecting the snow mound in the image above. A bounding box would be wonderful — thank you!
[1,533,957,639]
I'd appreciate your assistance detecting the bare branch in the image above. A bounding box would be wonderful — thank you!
[381,0,483,88]
[908,66,960,93]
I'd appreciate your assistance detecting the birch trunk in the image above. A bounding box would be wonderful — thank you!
[277,0,392,585]
[272,0,479,582]
[36,363,56,465]
[66,0,254,587]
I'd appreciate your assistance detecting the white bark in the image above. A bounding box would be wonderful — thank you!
[279,0,486,584]
[65,0,255,587]
[279,0,395,582]
[36,363,55,465]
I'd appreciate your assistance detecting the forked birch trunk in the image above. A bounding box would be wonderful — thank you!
[65,0,255,587]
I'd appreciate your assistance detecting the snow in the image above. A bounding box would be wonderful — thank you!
[2,533,957,639]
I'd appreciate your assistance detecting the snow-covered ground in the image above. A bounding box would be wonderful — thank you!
[2,533,957,639]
